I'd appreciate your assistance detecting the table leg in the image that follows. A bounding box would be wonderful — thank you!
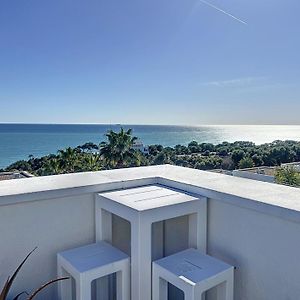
[131,218,152,300]
[189,200,207,252]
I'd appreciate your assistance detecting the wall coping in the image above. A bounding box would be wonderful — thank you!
[1,165,300,223]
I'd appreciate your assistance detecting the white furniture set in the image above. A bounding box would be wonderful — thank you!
[57,184,234,300]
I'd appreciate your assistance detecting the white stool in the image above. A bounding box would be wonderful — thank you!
[57,241,130,300]
[152,248,234,300]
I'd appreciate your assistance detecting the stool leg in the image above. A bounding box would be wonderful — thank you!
[76,278,91,300]
[152,270,159,300]
[152,276,168,300]
[131,220,152,300]
[225,275,234,300]
[97,277,110,300]
[216,279,234,300]
[215,281,226,300]
[116,267,130,300]
[57,264,72,300]
[184,287,195,300]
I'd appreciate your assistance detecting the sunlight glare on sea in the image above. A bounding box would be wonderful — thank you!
[0,124,300,168]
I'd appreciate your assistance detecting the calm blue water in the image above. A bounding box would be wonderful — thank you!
[1,124,300,168]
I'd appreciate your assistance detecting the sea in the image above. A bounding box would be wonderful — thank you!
[0,124,300,169]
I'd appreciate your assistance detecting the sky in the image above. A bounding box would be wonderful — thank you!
[0,0,299,125]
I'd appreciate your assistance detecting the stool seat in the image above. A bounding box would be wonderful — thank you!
[58,242,128,273]
[57,241,130,300]
[152,248,234,300]
[155,248,232,284]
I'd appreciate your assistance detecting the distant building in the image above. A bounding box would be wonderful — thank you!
[208,169,233,176]
[282,162,300,172]
[208,166,276,183]
[232,166,276,183]
[132,139,149,154]
[209,163,300,184]
[0,171,34,181]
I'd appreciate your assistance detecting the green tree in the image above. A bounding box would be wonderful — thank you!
[238,157,254,169]
[175,144,189,155]
[148,145,163,156]
[130,151,149,167]
[188,141,199,153]
[252,154,264,166]
[100,128,137,168]
[217,147,229,156]
[81,154,102,171]
[58,147,78,173]
[153,151,171,165]
[231,149,245,167]
[77,142,98,153]
[200,143,215,152]
[275,166,300,187]
[44,158,61,175]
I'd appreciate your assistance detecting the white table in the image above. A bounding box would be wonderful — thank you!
[153,248,234,300]
[95,184,207,300]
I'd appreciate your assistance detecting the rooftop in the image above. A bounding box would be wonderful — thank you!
[0,171,34,181]
[2,164,299,221]
[1,165,300,299]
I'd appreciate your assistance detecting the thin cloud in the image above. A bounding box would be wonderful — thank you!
[202,77,267,87]
[199,0,247,25]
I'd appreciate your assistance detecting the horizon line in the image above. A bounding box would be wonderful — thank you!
[0,122,300,127]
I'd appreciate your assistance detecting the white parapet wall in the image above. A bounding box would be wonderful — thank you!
[1,165,300,299]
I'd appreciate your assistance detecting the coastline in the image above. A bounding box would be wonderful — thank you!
[1,124,300,169]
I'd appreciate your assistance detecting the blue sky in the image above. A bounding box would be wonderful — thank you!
[0,0,299,125]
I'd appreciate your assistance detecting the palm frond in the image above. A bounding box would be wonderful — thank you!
[27,277,69,300]
[12,291,29,300]
[0,247,37,300]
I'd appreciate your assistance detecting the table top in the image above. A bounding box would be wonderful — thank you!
[99,184,200,211]
[58,242,128,273]
[154,248,233,284]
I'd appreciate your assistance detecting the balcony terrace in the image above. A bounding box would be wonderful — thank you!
[1,165,300,299]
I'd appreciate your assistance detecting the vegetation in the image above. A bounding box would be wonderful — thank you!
[2,129,300,186]
[275,166,300,187]
[0,248,68,300]
[100,128,137,168]
[238,156,254,169]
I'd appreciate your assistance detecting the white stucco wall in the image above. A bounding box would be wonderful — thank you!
[1,165,300,300]
[207,199,300,300]
[0,193,95,299]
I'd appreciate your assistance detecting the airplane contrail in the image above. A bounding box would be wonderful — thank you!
[199,0,247,25]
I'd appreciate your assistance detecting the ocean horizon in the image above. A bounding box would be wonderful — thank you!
[1,123,300,169]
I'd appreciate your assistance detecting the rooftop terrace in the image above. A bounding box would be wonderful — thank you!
[1,165,300,299]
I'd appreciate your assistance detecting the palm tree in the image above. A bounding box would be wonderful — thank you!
[45,158,61,175]
[100,128,137,168]
[81,154,102,171]
[130,150,149,167]
[58,147,77,173]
